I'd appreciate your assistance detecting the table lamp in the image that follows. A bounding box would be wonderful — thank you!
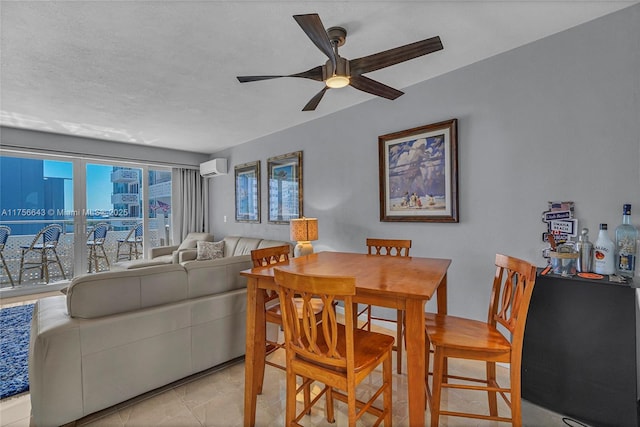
[290,217,318,257]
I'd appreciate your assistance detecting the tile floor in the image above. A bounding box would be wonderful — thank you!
[1,294,588,427]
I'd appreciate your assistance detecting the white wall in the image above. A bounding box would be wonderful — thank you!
[210,5,640,321]
[0,127,210,168]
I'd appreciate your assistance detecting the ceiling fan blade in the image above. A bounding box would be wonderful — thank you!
[349,75,404,100]
[237,75,286,83]
[302,87,329,111]
[350,36,443,76]
[237,65,324,83]
[293,14,336,73]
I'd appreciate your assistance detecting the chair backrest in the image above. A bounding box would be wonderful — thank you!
[274,268,356,370]
[88,223,109,242]
[34,224,63,248]
[489,254,537,353]
[0,225,10,249]
[366,238,411,257]
[122,223,142,241]
[251,245,290,268]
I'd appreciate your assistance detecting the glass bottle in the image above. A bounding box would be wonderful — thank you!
[575,228,593,273]
[615,204,638,278]
[594,223,615,275]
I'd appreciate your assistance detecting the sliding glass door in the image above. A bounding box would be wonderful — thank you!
[0,153,172,291]
[0,155,75,286]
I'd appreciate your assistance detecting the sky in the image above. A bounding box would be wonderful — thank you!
[43,161,129,211]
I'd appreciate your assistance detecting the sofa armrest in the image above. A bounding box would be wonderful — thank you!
[178,249,198,263]
[30,296,84,427]
[150,245,179,259]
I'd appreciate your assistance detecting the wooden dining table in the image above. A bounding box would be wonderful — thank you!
[240,251,451,427]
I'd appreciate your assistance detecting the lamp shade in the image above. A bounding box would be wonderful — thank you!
[290,217,318,242]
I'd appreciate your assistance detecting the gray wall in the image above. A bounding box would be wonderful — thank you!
[212,5,639,321]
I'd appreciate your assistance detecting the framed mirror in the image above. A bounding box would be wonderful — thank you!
[267,151,302,224]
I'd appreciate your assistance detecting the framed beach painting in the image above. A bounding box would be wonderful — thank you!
[234,161,260,223]
[378,119,458,223]
[267,151,302,224]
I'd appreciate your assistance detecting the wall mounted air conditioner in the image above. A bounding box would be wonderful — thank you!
[199,158,227,177]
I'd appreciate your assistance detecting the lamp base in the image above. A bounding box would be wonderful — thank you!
[294,241,314,258]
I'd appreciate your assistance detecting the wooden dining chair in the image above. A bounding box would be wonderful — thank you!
[424,253,537,427]
[274,268,394,427]
[250,245,293,374]
[358,237,411,374]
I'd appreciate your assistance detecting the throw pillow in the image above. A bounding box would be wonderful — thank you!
[196,240,224,261]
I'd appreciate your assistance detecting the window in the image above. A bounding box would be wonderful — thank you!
[0,153,172,291]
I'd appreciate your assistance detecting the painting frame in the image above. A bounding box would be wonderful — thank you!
[234,161,261,223]
[379,119,458,223]
[267,151,303,224]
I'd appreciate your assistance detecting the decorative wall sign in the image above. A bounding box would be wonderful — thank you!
[267,151,302,224]
[234,161,260,223]
[541,201,576,260]
[379,119,458,222]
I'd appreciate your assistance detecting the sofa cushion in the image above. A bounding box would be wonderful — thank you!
[231,237,263,256]
[177,232,214,251]
[67,264,188,319]
[196,240,224,260]
[114,259,169,269]
[182,255,252,299]
[222,236,241,257]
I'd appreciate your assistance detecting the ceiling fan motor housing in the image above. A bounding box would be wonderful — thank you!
[323,56,350,79]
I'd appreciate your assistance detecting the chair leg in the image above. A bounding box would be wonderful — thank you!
[347,378,358,427]
[41,250,49,283]
[93,246,100,272]
[510,361,522,427]
[100,245,110,268]
[18,250,25,284]
[88,246,94,272]
[303,381,311,415]
[396,309,403,374]
[383,352,393,426]
[285,369,297,426]
[486,361,498,417]
[425,335,432,411]
[429,348,444,427]
[325,386,335,423]
[52,249,66,280]
[0,253,14,287]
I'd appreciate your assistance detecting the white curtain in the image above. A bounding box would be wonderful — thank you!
[171,168,210,243]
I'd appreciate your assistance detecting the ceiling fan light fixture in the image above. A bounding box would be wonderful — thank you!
[326,75,350,88]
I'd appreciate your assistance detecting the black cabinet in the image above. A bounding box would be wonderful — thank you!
[522,272,639,427]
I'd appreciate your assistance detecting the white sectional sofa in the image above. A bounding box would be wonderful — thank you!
[28,236,291,427]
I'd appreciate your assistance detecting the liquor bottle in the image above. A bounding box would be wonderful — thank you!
[593,223,615,275]
[615,204,638,278]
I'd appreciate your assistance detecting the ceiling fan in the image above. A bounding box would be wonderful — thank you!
[237,13,443,111]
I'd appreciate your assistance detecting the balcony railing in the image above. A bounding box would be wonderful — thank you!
[111,193,140,205]
[111,169,139,183]
[0,219,168,290]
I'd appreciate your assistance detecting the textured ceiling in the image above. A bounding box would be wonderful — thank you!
[1,1,635,154]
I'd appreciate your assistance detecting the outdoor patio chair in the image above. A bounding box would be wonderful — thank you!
[0,225,15,287]
[87,222,110,272]
[18,224,66,284]
[116,222,143,261]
